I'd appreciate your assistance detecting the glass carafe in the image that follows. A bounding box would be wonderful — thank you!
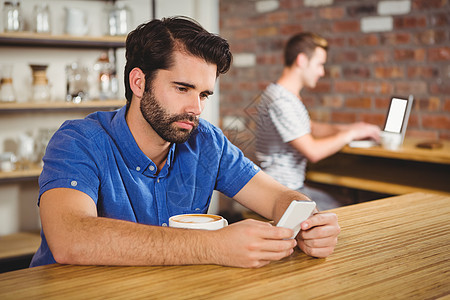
[0,64,16,102]
[30,64,51,102]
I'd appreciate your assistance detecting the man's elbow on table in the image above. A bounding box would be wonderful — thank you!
[50,242,78,265]
[45,222,96,265]
[40,188,101,265]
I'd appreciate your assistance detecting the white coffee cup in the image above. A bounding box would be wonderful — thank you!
[381,132,402,150]
[169,214,228,230]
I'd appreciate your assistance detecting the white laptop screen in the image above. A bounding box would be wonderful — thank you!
[384,98,408,133]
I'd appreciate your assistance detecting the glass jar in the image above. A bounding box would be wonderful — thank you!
[3,1,23,32]
[93,52,117,100]
[33,3,51,34]
[0,152,17,172]
[16,132,35,170]
[107,3,132,36]
[66,62,89,103]
[34,128,55,167]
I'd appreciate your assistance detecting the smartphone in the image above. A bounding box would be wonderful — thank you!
[276,200,316,239]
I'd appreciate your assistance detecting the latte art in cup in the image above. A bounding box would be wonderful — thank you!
[172,214,222,223]
[169,214,228,230]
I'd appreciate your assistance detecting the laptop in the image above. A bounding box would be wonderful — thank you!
[348,95,414,148]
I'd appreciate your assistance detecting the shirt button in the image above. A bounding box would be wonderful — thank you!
[136,166,141,171]
[162,223,167,227]
[149,165,155,171]
[157,179,160,183]
[195,208,200,211]
[70,180,78,187]
[253,165,259,170]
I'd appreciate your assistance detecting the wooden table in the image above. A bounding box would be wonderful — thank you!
[342,137,450,164]
[1,192,449,299]
[307,138,450,196]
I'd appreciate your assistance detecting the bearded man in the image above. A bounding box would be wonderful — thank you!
[31,18,340,269]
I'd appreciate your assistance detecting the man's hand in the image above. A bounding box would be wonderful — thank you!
[213,219,297,268]
[348,122,381,142]
[296,212,340,258]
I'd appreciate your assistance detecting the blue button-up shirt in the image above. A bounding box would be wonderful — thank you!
[30,106,259,267]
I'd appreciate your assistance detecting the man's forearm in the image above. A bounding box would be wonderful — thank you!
[48,215,219,266]
[271,189,311,223]
[233,172,312,223]
[311,121,341,138]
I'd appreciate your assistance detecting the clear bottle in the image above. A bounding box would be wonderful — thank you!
[94,52,117,100]
[3,1,23,32]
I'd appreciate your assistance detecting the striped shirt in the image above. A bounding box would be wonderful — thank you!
[255,83,311,190]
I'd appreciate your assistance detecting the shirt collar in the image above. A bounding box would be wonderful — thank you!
[110,106,176,177]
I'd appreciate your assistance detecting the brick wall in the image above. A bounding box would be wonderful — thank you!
[218,0,450,161]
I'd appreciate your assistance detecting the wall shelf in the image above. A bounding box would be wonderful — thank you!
[0,232,41,260]
[0,99,126,113]
[306,150,450,196]
[0,167,41,183]
[0,32,126,49]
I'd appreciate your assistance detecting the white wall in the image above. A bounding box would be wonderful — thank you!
[0,0,220,235]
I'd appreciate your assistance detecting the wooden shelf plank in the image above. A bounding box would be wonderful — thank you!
[306,153,450,196]
[342,138,450,165]
[0,32,126,49]
[0,232,41,260]
[0,99,126,113]
[0,168,41,182]
[306,171,450,196]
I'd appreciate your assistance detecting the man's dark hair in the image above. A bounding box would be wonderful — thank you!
[124,16,232,105]
[284,32,328,67]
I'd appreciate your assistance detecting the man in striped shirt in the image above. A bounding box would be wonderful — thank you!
[256,33,380,211]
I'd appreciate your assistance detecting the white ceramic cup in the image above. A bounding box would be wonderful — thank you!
[381,132,402,150]
[169,214,228,230]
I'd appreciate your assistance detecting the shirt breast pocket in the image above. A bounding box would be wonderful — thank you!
[166,175,211,215]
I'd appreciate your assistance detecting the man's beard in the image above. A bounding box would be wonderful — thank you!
[140,89,199,144]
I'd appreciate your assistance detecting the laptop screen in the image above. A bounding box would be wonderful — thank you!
[383,95,414,143]
[384,98,408,133]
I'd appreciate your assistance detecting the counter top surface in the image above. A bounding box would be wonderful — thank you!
[0,192,449,299]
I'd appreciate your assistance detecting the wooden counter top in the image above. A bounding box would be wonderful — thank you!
[342,137,450,164]
[307,138,450,196]
[1,193,449,299]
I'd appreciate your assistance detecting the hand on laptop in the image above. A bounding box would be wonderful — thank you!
[347,122,381,143]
